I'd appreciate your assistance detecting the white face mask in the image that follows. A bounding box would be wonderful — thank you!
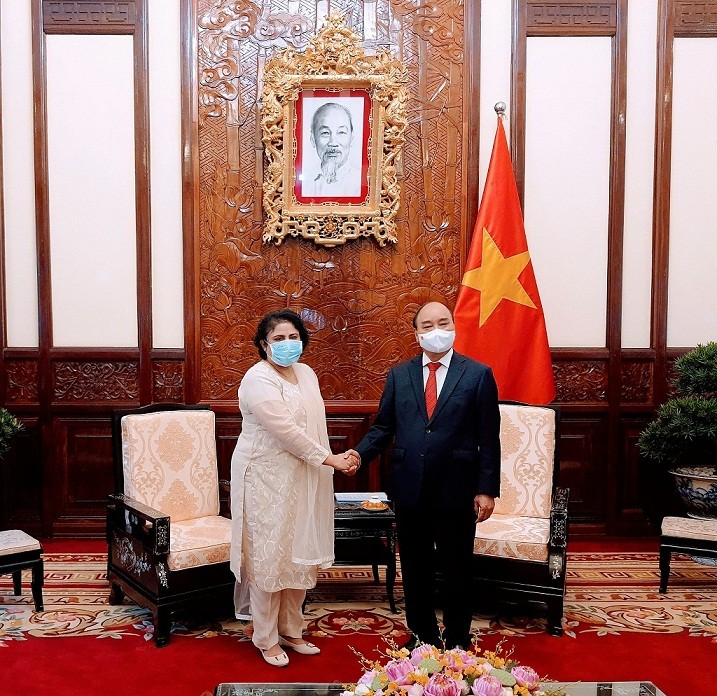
[418,328,455,353]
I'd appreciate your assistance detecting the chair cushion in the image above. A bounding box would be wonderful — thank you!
[168,515,232,571]
[662,515,717,542]
[494,404,556,519]
[121,410,219,522]
[0,529,42,557]
[473,514,550,562]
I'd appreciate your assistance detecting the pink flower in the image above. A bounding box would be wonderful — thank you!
[424,673,462,696]
[511,665,540,692]
[470,676,503,696]
[385,659,414,685]
[443,648,478,669]
[410,644,436,665]
[358,670,377,686]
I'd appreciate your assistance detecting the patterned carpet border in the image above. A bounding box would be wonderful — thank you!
[1,551,716,645]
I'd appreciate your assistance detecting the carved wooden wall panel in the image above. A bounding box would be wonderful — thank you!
[196,0,467,402]
[50,418,114,535]
[53,361,140,402]
[5,359,40,404]
[553,360,608,403]
[152,360,185,403]
[674,1,717,36]
[559,416,608,525]
[621,359,653,404]
[526,2,617,33]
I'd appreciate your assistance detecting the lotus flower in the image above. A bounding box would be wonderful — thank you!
[424,673,462,696]
[410,644,437,665]
[470,676,503,696]
[443,648,478,669]
[511,665,540,691]
[358,671,377,687]
[384,659,414,685]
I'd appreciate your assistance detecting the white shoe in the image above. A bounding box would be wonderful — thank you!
[278,635,321,655]
[260,647,289,667]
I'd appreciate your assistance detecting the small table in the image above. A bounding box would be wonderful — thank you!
[330,502,397,613]
[0,529,44,611]
[660,515,717,592]
[214,682,666,696]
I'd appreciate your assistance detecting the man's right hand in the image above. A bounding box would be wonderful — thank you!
[325,452,359,475]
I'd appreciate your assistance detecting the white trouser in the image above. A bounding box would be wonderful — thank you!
[250,585,306,650]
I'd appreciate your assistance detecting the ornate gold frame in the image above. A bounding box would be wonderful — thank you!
[261,15,408,247]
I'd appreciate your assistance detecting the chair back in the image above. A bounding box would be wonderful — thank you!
[118,407,219,522]
[493,402,557,519]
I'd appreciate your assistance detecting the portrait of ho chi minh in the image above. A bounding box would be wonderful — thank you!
[300,101,363,199]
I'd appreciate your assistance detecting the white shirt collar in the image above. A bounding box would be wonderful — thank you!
[422,348,453,369]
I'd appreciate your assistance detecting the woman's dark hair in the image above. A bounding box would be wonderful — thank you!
[253,309,310,360]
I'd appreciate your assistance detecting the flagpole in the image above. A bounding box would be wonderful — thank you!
[494,101,506,118]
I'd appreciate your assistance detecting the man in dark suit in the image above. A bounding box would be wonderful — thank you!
[348,301,501,649]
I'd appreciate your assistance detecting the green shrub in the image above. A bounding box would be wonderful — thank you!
[638,342,717,473]
[0,408,23,458]
[674,342,717,396]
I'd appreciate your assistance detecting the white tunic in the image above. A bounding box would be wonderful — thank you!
[230,361,334,594]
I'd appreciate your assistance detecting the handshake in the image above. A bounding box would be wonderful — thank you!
[325,449,361,476]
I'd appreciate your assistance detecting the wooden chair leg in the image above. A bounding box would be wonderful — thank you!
[153,610,172,647]
[108,581,125,605]
[659,546,671,594]
[12,570,22,596]
[547,598,564,637]
[31,560,44,611]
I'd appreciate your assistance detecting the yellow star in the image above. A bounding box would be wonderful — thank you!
[461,226,537,327]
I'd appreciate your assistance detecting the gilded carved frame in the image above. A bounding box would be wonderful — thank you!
[261,15,408,247]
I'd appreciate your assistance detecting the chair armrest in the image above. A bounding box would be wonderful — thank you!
[549,487,569,548]
[107,494,170,556]
[547,487,569,580]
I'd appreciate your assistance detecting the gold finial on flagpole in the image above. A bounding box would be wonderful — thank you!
[494,102,507,118]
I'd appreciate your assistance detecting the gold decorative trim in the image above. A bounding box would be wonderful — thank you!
[261,15,408,247]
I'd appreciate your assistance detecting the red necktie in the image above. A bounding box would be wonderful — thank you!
[425,362,441,418]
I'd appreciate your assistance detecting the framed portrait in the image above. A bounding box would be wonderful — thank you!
[293,88,371,206]
[261,16,408,247]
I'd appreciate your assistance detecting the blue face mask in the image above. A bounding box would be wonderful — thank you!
[268,339,303,367]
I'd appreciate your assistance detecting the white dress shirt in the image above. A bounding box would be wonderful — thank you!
[422,349,453,399]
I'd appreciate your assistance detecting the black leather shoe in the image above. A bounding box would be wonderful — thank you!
[403,634,440,651]
[402,635,420,651]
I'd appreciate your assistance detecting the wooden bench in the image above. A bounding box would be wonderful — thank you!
[659,516,717,593]
[0,529,44,611]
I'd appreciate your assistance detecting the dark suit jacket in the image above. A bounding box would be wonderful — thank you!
[356,351,501,508]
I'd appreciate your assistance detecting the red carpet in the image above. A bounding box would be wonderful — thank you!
[3,540,717,695]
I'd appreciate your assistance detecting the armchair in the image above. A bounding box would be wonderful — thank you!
[472,402,568,636]
[106,404,235,646]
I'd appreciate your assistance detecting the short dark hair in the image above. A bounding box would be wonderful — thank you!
[253,309,310,360]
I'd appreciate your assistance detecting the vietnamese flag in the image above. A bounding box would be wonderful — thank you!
[454,116,555,404]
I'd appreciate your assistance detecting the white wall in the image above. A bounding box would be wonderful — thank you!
[668,38,717,347]
[2,0,38,347]
[46,35,138,347]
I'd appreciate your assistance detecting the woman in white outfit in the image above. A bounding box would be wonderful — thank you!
[230,309,358,667]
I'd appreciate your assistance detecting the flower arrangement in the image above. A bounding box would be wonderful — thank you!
[343,641,564,696]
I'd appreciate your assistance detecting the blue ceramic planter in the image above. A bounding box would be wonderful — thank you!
[670,466,717,520]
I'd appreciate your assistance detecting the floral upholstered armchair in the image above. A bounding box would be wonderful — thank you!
[106,404,235,646]
[472,402,568,636]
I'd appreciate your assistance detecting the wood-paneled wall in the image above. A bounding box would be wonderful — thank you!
[1,0,709,537]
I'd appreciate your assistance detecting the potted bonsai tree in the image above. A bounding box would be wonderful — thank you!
[0,408,24,458]
[638,342,717,520]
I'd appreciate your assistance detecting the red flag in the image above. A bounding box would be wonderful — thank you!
[454,116,555,404]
